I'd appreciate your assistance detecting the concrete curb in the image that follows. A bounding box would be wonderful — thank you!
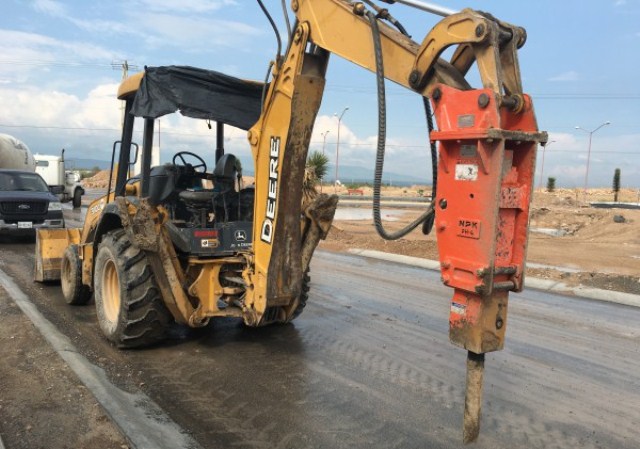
[0,268,203,449]
[347,249,640,308]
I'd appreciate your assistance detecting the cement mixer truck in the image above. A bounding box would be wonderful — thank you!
[0,133,36,171]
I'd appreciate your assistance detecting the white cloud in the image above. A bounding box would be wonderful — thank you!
[548,71,580,82]
[135,13,261,50]
[0,30,117,84]
[0,83,123,160]
[0,83,120,128]
[31,0,67,17]
[135,0,237,13]
[29,1,259,50]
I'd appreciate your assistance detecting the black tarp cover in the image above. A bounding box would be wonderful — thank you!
[130,66,264,131]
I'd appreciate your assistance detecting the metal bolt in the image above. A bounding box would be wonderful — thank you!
[439,198,448,209]
[496,318,504,330]
[291,0,299,11]
[409,70,420,87]
[248,130,259,146]
[478,93,490,109]
[353,2,365,15]
[475,24,485,38]
[432,87,442,102]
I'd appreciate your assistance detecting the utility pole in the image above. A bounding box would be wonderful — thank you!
[334,107,349,192]
[538,140,556,189]
[575,121,610,198]
[321,130,330,155]
[111,60,139,128]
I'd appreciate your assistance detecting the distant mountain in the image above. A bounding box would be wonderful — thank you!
[324,164,431,187]
[61,160,431,187]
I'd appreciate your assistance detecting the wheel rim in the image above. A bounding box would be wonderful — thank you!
[101,258,121,323]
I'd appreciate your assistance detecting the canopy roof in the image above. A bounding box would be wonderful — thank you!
[128,65,265,131]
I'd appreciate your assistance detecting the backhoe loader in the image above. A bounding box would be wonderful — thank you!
[35,0,546,442]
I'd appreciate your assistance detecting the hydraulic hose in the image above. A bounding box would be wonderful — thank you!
[366,11,436,240]
[257,0,282,64]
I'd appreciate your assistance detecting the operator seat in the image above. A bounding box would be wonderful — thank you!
[211,154,240,194]
[178,154,240,203]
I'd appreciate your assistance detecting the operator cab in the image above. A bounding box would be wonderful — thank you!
[125,151,255,257]
[116,66,264,258]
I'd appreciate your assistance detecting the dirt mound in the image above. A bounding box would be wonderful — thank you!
[321,187,640,295]
[82,169,113,189]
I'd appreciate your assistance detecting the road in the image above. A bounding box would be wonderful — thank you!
[0,220,639,448]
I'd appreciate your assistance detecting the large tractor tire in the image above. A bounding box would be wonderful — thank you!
[61,244,91,305]
[94,229,172,348]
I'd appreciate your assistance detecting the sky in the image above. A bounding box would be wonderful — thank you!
[1,0,639,188]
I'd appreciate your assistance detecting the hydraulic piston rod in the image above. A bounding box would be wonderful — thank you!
[382,0,457,17]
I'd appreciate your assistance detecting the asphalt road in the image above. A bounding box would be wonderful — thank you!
[0,228,638,448]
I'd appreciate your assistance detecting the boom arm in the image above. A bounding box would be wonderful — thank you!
[247,0,546,442]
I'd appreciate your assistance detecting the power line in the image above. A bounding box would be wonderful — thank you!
[0,124,118,131]
[1,123,638,155]
[324,84,640,100]
[0,59,114,68]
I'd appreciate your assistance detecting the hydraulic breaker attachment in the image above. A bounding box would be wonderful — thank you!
[34,228,81,282]
[431,84,547,442]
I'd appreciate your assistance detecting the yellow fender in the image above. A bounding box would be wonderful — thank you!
[34,228,81,282]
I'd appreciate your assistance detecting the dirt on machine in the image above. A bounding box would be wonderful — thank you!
[34,0,546,443]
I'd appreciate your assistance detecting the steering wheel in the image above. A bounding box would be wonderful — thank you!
[172,151,207,173]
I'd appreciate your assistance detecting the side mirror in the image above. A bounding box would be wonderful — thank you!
[50,185,65,194]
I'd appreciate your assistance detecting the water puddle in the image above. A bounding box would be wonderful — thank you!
[334,208,406,222]
[530,227,569,237]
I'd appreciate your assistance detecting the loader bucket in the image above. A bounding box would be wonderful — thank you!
[34,228,81,282]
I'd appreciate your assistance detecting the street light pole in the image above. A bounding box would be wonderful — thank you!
[538,140,556,189]
[321,130,330,155]
[575,121,610,196]
[334,107,349,192]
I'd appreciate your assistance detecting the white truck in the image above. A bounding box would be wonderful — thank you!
[34,149,84,208]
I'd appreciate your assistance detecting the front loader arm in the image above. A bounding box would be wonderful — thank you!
[248,0,546,442]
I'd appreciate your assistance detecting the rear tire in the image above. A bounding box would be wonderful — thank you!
[72,188,82,209]
[61,244,91,305]
[94,229,172,348]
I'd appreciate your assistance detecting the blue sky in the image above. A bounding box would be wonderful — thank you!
[1,0,639,188]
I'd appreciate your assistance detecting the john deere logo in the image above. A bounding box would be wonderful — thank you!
[18,204,31,210]
[234,230,247,242]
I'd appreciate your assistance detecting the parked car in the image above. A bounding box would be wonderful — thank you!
[0,169,65,235]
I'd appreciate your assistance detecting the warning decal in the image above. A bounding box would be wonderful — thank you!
[455,164,478,181]
[451,302,467,316]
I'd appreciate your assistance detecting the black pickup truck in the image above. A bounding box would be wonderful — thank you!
[0,169,65,234]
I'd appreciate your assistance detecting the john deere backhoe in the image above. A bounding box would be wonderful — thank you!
[35,0,546,442]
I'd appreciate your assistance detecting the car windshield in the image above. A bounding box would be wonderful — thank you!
[0,172,49,192]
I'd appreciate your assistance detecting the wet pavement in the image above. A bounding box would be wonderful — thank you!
[0,228,639,448]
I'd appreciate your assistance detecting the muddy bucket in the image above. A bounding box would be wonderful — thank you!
[34,228,81,282]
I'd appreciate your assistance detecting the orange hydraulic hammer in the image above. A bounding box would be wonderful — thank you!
[430,84,547,442]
